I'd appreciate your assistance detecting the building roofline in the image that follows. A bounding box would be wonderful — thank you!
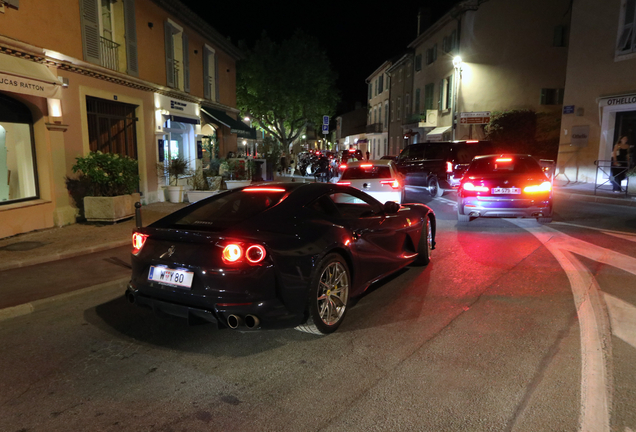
[151,0,244,60]
[365,60,392,82]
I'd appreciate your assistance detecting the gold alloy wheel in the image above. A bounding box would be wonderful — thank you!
[317,261,349,325]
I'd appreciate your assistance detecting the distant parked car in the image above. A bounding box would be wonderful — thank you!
[395,141,494,197]
[127,182,435,335]
[380,155,398,162]
[457,154,553,223]
[337,160,406,204]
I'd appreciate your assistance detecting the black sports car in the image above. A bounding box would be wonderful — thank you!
[126,182,436,334]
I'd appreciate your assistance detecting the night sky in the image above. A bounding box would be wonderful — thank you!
[181,0,461,114]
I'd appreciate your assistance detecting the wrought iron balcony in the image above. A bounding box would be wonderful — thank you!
[100,36,120,71]
[366,123,383,134]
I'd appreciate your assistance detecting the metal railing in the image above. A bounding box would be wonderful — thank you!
[366,123,383,134]
[594,159,629,195]
[100,36,120,71]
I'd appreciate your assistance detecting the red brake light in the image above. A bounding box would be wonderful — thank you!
[339,164,347,170]
[466,140,479,143]
[463,182,489,192]
[496,158,512,163]
[222,244,243,263]
[524,181,552,193]
[380,179,400,189]
[243,187,286,192]
[132,233,148,255]
[337,181,351,185]
[246,245,266,263]
[360,163,373,168]
[446,161,453,173]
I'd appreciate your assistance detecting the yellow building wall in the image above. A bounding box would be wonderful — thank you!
[0,0,84,60]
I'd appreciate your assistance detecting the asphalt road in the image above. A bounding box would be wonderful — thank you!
[0,188,635,432]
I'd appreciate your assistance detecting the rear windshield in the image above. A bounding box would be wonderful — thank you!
[341,166,392,180]
[168,190,286,230]
[466,157,544,176]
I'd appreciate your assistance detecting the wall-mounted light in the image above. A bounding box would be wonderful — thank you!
[47,98,62,118]
[148,22,154,29]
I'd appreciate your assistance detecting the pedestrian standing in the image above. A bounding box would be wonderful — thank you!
[280,152,288,176]
[611,136,630,192]
[366,150,370,160]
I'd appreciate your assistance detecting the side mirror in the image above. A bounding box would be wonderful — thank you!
[384,201,400,214]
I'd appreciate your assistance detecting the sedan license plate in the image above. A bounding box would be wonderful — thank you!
[148,266,194,288]
[492,187,521,194]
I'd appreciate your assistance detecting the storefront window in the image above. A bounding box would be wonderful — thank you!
[0,93,38,204]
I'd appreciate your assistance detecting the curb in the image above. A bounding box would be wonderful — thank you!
[0,239,130,273]
[554,190,636,207]
[0,277,129,321]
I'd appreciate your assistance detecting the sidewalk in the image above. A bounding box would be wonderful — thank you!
[0,175,634,273]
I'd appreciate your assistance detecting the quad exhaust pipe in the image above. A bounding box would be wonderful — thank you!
[226,314,260,330]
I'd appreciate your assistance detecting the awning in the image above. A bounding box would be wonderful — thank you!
[426,126,451,142]
[201,107,256,139]
[164,114,200,124]
[0,53,63,98]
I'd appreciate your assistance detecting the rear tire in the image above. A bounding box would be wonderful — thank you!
[428,176,443,197]
[295,253,350,335]
[412,217,432,266]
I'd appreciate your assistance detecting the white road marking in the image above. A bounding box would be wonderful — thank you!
[509,221,636,432]
[552,222,636,241]
[437,197,457,206]
[604,293,636,349]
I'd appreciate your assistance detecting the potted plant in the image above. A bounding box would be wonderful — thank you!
[186,168,221,203]
[627,167,636,195]
[166,156,189,203]
[225,158,252,189]
[68,151,140,222]
[204,158,223,191]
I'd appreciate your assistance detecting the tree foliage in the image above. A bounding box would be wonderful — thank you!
[237,31,339,148]
[485,109,560,160]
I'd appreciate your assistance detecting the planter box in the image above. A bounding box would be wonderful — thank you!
[167,185,184,203]
[84,193,141,223]
[225,180,252,189]
[187,190,221,203]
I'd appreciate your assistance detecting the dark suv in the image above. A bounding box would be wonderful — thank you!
[395,141,494,197]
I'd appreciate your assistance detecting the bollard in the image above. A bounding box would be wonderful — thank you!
[134,201,142,228]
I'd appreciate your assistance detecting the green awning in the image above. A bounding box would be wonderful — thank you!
[201,108,256,139]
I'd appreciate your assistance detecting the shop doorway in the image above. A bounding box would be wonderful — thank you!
[613,110,636,167]
[86,97,138,158]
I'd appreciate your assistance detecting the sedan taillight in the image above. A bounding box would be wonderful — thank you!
[446,161,453,173]
[380,179,400,189]
[132,232,148,255]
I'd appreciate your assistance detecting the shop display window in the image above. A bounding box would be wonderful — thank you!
[0,93,38,204]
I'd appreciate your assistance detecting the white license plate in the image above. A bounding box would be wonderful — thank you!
[492,187,521,194]
[148,266,194,288]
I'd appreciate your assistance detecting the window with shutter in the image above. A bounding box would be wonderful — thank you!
[164,20,185,90]
[80,0,102,65]
[165,21,175,88]
[183,32,190,93]
[415,88,421,115]
[415,54,422,71]
[203,46,217,101]
[124,0,138,76]
[617,0,636,55]
[378,75,384,93]
[424,83,434,110]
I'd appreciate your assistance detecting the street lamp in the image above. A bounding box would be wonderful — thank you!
[452,56,462,141]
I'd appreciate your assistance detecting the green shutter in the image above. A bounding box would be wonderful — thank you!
[203,48,211,99]
[214,52,220,102]
[123,0,138,77]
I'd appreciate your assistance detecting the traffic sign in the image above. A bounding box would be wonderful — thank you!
[321,124,329,134]
[323,115,329,125]
[459,111,491,124]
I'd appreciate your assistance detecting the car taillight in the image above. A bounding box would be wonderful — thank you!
[463,182,489,192]
[222,243,267,265]
[446,161,453,173]
[243,187,286,192]
[246,245,266,263]
[360,163,373,168]
[496,157,512,163]
[380,179,400,189]
[132,232,148,255]
[524,181,552,193]
[336,181,351,185]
